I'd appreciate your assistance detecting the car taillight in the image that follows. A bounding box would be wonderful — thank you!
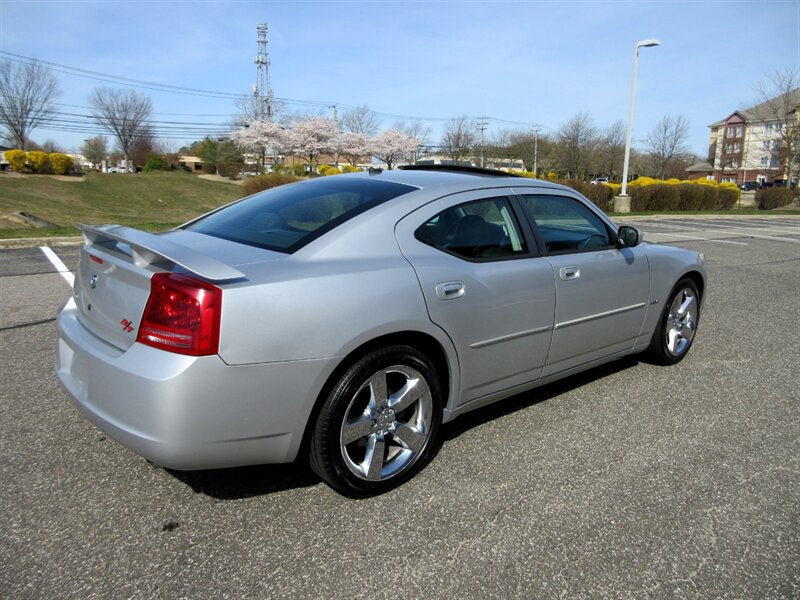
[137,273,222,356]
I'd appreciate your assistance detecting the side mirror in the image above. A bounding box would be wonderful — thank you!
[617,225,641,247]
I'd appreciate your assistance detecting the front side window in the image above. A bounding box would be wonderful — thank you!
[519,194,611,253]
[186,177,415,253]
[415,197,527,260]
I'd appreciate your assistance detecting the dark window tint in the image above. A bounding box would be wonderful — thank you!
[415,197,527,260]
[186,177,416,253]
[519,194,611,254]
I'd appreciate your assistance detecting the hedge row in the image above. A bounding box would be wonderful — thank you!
[4,149,74,175]
[755,187,797,210]
[628,183,740,211]
[241,173,300,197]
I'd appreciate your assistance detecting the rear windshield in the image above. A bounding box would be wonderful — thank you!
[185,176,416,253]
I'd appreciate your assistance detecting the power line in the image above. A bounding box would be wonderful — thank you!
[0,50,544,131]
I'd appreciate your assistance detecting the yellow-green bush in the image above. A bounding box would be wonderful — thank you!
[27,151,50,173]
[717,188,739,210]
[341,164,360,173]
[630,183,680,211]
[49,152,74,175]
[5,149,27,172]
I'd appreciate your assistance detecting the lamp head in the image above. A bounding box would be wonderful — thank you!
[636,38,661,48]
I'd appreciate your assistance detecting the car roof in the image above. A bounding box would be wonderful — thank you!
[355,165,571,193]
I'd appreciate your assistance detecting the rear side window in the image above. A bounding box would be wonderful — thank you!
[186,177,416,253]
[415,197,527,260]
[519,194,611,253]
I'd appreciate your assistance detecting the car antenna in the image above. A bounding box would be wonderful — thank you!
[368,167,383,176]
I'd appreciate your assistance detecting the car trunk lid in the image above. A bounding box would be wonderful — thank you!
[73,224,249,352]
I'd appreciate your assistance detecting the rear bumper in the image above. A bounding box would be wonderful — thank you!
[55,298,337,470]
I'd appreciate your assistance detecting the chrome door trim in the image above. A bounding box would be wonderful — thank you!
[470,325,553,349]
[555,302,647,330]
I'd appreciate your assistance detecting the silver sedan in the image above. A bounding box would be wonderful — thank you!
[55,166,705,496]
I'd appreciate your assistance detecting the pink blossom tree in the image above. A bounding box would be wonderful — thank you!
[284,116,339,171]
[371,129,419,170]
[336,131,371,166]
[230,119,286,170]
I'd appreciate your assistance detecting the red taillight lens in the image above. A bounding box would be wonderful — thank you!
[137,273,222,356]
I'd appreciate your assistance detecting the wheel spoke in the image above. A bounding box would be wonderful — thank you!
[677,294,695,316]
[362,434,386,480]
[368,373,388,410]
[388,377,428,413]
[667,329,680,353]
[341,415,373,445]
[391,423,425,453]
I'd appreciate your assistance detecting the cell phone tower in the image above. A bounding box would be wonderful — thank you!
[253,23,274,121]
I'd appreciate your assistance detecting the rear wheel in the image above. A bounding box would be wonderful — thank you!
[310,346,442,497]
[649,278,700,365]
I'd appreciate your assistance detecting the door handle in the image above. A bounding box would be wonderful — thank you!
[435,281,465,300]
[559,266,580,281]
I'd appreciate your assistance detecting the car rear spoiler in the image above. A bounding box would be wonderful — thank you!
[78,223,246,283]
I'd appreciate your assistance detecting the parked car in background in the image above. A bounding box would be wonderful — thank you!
[590,177,609,185]
[55,165,706,497]
[739,181,760,191]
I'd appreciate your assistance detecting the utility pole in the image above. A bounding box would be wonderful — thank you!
[532,126,539,176]
[253,23,274,121]
[477,117,488,167]
[330,104,339,167]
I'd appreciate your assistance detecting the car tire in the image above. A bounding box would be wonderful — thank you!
[649,278,700,365]
[309,345,442,497]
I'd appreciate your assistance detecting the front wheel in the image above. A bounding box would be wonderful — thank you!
[649,278,700,365]
[309,346,442,497]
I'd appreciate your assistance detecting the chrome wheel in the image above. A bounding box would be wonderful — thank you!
[339,365,433,481]
[665,287,697,356]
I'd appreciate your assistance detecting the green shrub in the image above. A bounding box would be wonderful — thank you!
[241,173,300,197]
[341,164,360,173]
[292,163,309,177]
[49,152,73,175]
[557,179,613,212]
[716,188,739,210]
[218,160,243,179]
[755,187,796,210]
[144,155,166,172]
[27,151,50,173]
[5,149,27,172]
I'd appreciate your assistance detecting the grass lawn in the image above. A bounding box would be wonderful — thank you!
[0,171,242,239]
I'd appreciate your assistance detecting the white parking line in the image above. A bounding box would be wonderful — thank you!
[40,246,75,288]
[645,232,749,245]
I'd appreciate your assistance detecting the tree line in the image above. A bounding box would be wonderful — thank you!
[1,58,797,183]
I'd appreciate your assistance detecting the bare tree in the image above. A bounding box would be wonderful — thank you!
[754,68,800,184]
[646,115,690,179]
[555,112,598,179]
[0,60,61,149]
[440,116,476,163]
[395,120,432,163]
[89,87,153,170]
[341,105,382,136]
[600,120,626,179]
[81,135,108,168]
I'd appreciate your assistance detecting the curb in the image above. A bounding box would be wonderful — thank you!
[0,236,82,249]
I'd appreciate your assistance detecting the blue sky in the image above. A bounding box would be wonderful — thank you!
[1,0,798,156]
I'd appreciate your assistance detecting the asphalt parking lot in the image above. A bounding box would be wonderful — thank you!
[1,216,798,598]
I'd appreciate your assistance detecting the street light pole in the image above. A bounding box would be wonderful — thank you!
[620,38,660,196]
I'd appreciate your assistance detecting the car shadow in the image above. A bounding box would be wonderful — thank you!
[441,355,641,441]
[166,462,319,499]
[167,355,643,500]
